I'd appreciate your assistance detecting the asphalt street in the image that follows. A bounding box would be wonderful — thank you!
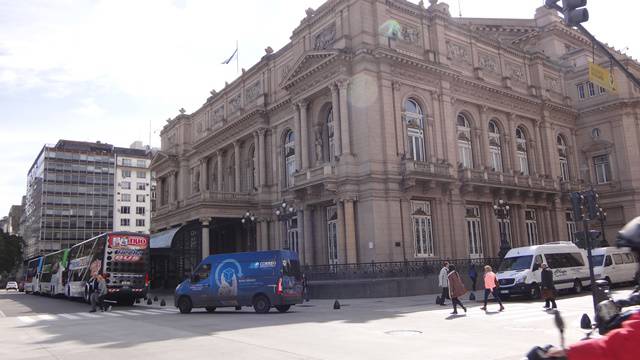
[0,287,634,360]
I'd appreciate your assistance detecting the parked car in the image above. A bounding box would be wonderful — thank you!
[496,242,590,299]
[591,247,640,286]
[5,281,19,291]
[175,250,304,314]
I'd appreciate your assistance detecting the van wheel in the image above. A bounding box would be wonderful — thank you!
[253,295,271,314]
[573,279,583,294]
[527,284,541,300]
[178,297,192,314]
[205,307,216,313]
[275,305,291,313]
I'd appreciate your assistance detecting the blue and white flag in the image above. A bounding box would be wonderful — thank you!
[221,48,237,64]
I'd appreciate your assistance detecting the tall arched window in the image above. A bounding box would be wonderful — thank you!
[488,120,503,172]
[284,130,296,187]
[457,113,473,168]
[404,98,425,162]
[515,127,529,175]
[557,135,570,181]
[247,145,256,191]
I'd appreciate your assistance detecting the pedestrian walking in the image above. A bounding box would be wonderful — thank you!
[541,263,557,310]
[438,261,450,305]
[447,264,467,315]
[480,265,504,312]
[468,263,478,291]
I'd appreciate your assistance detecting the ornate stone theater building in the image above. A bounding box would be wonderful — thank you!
[150,0,640,281]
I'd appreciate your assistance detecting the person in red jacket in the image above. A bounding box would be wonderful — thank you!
[547,311,640,359]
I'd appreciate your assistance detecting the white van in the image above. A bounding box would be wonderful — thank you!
[496,242,591,299]
[591,247,640,286]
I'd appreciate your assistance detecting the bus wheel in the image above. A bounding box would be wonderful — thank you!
[205,306,216,313]
[252,295,271,314]
[275,305,291,313]
[573,279,583,294]
[178,297,192,314]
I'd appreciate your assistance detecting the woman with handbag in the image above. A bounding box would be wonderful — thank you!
[540,263,557,309]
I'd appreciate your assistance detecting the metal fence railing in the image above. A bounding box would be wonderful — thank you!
[302,258,502,282]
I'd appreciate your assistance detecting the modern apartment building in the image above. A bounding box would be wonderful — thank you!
[22,140,154,259]
[149,0,639,277]
[23,140,115,258]
[113,142,153,234]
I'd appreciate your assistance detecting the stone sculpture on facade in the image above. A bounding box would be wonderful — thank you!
[314,23,336,50]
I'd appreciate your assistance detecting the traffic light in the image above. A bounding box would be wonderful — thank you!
[570,192,584,222]
[584,190,599,220]
[562,0,589,26]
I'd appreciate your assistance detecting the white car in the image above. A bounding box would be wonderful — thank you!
[5,281,19,291]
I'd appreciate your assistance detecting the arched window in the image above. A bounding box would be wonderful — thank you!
[557,135,570,181]
[247,145,256,191]
[488,120,503,172]
[457,113,473,168]
[284,130,296,187]
[404,98,425,162]
[515,127,529,175]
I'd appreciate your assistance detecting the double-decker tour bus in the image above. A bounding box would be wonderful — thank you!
[66,232,149,305]
[24,257,43,294]
[39,249,69,296]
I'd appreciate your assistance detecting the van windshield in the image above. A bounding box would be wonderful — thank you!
[499,255,533,272]
[590,255,605,266]
[282,259,302,281]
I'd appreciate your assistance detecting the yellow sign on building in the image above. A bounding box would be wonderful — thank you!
[589,62,616,92]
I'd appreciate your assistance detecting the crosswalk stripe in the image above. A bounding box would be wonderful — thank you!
[58,314,81,320]
[100,312,122,317]
[77,312,103,318]
[128,310,157,315]
[113,310,141,316]
[37,314,58,321]
[17,316,36,324]
[143,309,170,314]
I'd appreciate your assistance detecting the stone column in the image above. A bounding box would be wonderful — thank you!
[260,221,269,250]
[179,162,189,200]
[508,113,519,174]
[299,100,309,169]
[271,130,280,188]
[168,171,176,203]
[344,199,358,263]
[478,106,490,168]
[303,206,314,265]
[330,83,342,156]
[201,218,210,260]
[293,103,302,170]
[252,131,259,190]
[216,151,223,192]
[337,201,347,263]
[199,158,207,194]
[234,141,241,192]
[258,129,266,188]
[337,79,352,155]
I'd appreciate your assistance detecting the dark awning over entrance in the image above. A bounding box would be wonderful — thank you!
[150,226,182,249]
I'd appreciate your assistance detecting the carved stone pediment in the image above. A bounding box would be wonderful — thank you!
[281,50,340,90]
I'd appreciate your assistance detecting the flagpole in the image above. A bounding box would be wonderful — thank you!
[236,40,239,75]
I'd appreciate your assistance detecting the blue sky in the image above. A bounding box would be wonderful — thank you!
[1,0,638,216]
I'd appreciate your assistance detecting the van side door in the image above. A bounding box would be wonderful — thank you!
[611,254,624,283]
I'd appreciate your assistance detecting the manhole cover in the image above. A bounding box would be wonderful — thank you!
[384,330,422,336]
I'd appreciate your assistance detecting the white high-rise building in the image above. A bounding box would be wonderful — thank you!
[114,142,154,234]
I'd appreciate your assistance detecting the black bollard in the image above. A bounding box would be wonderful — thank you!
[153,296,158,302]
[135,298,141,304]
[333,299,341,310]
[435,296,441,305]
[160,299,166,306]
[469,292,476,301]
[147,298,153,305]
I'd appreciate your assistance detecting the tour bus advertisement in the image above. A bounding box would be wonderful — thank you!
[107,234,148,262]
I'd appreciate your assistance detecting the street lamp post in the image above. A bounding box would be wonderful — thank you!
[274,200,297,250]
[596,207,608,247]
[493,199,511,259]
[241,211,258,251]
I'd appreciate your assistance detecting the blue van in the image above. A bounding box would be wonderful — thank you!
[174,250,304,314]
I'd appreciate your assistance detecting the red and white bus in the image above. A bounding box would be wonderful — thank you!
[66,232,149,306]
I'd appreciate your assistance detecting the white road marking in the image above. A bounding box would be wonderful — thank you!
[17,316,36,324]
[0,310,5,318]
[100,312,123,317]
[37,314,58,321]
[113,310,141,316]
[77,312,103,318]
[58,313,81,320]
